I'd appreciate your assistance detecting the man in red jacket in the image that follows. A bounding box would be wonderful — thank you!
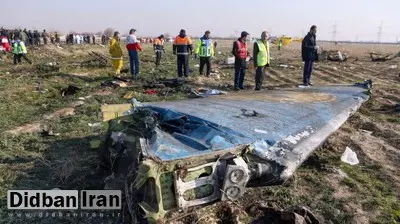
[232,31,250,90]
[1,31,11,53]
[126,29,143,80]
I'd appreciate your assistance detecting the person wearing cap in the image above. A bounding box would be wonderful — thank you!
[126,29,143,79]
[153,34,165,66]
[173,29,193,77]
[109,31,123,75]
[301,25,319,86]
[232,31,250,90]
[195,30,215,77]
[253,31,270,91]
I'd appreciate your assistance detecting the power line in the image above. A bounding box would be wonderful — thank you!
[377,21,383,43]
[331,21,338,41]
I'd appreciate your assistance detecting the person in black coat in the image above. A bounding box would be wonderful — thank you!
[301,25,319,86]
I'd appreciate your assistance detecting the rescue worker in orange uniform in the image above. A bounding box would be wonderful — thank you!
[173,29,193,77]
[153,35,165,66]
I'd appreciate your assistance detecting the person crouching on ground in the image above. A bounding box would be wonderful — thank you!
[126,29,143,80]
[253,31,270,91]
[232,31,250,90]
[301,25,319,86]
[12,36,32,65]
[109,31,123,75]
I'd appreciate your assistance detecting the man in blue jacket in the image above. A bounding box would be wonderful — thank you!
[301,25,319,86]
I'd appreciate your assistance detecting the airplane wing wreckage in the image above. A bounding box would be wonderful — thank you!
[97,83,371,223]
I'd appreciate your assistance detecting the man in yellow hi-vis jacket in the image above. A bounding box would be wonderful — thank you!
[253,31,270,91]
[195,30,214,77]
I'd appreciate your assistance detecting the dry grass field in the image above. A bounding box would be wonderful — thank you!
[0,40,399,223]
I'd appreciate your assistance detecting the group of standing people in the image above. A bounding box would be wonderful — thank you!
[65,34,96,45]
[105,25,318,91]
[231,25,319,90]
[109,29,143,78]
[1,31,32,65]
[108,28,216,80]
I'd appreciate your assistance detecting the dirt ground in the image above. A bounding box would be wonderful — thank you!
[0,40,399,224]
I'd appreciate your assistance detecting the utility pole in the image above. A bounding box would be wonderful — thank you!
[331,21,338,42]
[356,35,359,43]
[377,21,383,43]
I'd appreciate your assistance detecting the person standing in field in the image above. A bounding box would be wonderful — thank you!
[253,31,270,91]
[42,30,49,45]
[153,34,165,66]
[195,30,215,77]
[232,31,250,90]
[173,29,193,77]
[109,31,123,76]
[301,25,319,86]
[126,29,143,79]
[12,36,32,65]
[278,38,283,50]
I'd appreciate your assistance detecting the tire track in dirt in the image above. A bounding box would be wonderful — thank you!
[353,65,383,75]
[351,64,400,83]
[317,65,370,82]
[345,67,400,101]
[264,73,283,85]
[374,89,400,102]
[312,70,344,84]
[243,71,283,86]
[314,67,357,83]
[328,65,400,102]
[349,69,397,86]
[267,68,299,85]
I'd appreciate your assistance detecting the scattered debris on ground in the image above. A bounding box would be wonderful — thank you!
[143,89,157,95]
[100,79,130,88]
[36,62,60,72]
[61,85,81,96]
[341,147,359,165]
[188,87,227,98]
[34,81,49,93]
[320,50,348,62]
[355,79,373,89]
[248,203,320,224]
[79,51,109,67]
[40,129,60,137]
[88,123,102,128]
[369,51,400,62]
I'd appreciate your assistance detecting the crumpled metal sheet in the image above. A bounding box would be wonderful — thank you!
[142,86,369,167]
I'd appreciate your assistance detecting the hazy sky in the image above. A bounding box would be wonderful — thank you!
[1,0,399,42]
